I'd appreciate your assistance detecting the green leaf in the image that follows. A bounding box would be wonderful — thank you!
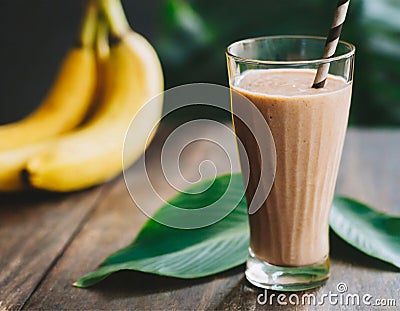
[154,0,400,125]
[330,197,400,268]
[165,0,215,45]
[74,173,249,288]
[74,174,400,288]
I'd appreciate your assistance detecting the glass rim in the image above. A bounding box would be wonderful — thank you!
[226,35,356,65]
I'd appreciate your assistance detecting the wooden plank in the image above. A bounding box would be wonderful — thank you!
[22,122,244,310]
[22,128,400,310]
[214,129,400,310]
[0,185,109,311]
[336,129,400,215]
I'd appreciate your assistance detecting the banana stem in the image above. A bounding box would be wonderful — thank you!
[96,15,110,59]
[78,0,98,47]
[97,0,131,37]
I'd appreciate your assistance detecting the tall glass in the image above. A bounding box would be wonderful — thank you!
[226,36,355,291]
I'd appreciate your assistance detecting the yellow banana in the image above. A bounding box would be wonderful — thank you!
[0,2,100,191]
[0,144,45,191]
[0,0,163,192]
[82,15,110,122]
[0,4,97,151]
[25,29,164,191]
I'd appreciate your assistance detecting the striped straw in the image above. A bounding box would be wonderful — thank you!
[312,0,350,88]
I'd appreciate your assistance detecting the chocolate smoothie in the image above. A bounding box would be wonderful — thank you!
[232,68,352,266]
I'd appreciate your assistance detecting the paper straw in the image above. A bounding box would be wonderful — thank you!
[312,0,350,88]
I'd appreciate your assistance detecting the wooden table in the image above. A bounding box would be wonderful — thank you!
[1,123,399,310]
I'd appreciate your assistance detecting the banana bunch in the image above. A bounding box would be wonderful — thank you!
[0,0,164,192]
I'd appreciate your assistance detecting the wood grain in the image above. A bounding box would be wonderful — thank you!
[22,121,242,310]
[1,128,399,310]
[0,186,108,311]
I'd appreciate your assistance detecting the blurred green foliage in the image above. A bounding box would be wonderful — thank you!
[153,0,400,126]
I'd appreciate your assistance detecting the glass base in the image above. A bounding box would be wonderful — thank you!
[245,248,330,291]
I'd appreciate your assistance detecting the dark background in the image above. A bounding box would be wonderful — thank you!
[1,0,399,126]
[0,0,157,124]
